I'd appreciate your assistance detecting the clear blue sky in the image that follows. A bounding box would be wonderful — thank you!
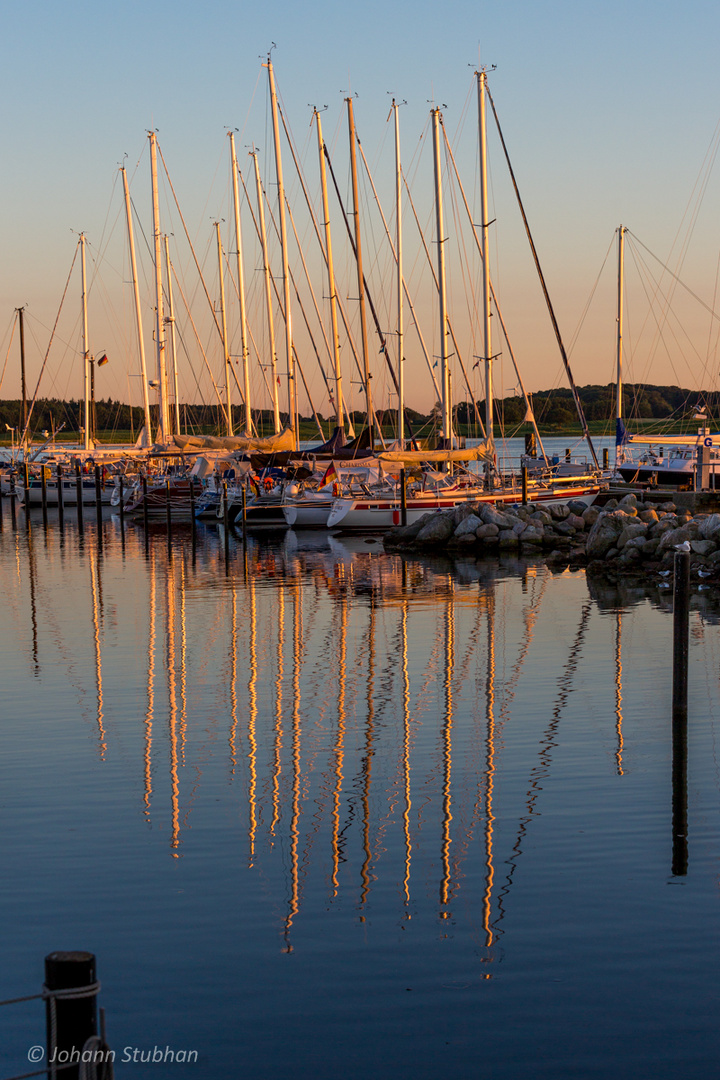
[2,0,720,417]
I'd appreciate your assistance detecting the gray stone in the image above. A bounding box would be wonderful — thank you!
[691,539,716,557]
[618,493,638,510]
[657,525,694,554]
[708,549,720,564]
[455,532,478,546]
[550,504,570,520]
[476,522,500,540]
[659,502,677,513]
[567,513,586,531]
[641,538,660,557]
[553,520,577,537]
[625,535,648,552]
[604,498,619,509]
[453,514,484,538]
[617,546,641,564]
[568,499,592,516]
[529,510,552,527]
[638,509,659,524]
[617,522,648,549]
[585,511,627,559]
[415,513,455,546]
[699,513,720,542]
[582,505,601,528]
[520,524,544,544]
[383,513,434,546]
[478,504,516,529]
[498,529,519,548]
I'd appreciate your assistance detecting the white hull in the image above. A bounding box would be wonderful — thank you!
[327,482,600,531]
[282,495,334,528]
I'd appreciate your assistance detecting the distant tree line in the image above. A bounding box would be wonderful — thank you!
[1,385,718,436]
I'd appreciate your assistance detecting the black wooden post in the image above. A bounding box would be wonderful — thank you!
[0,474,3,531]
[10,472,16,528]
[241,484,247,544]
[603,447,609,470]
[672,549,690,875]
[57,464,64,530]
[118,476,124,532]
[521,465,528,506]
[94,466,102,528]
[564,448,571,463]
[400,467,407,526]
[44,950,98,1080]
[41,465,48,528]
[142,475,149,534]
[223,480,230,566]
[165,478,172,535]
[75,464,84,533]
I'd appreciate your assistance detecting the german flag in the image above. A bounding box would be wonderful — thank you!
[248,474,260,498]
[320,461,338,488]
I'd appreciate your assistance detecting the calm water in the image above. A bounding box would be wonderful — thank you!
[1,491,720,1078]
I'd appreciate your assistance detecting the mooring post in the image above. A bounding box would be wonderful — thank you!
[118,476,124,532]
[223,480,230,566]
[44,950,98,1080]
[41,465,48,528]
[94,466,102,531]
[75,464,84,533]
[23,461,30,529]
[400,468,407,526]
[521,465,528,506]
[603,447,609,470]
[241,484,247,544]
[0,475,3,531]
[672,548,690,875]
[57,464,64,530]
[165,478,172,535]
[564,448,571,463]
[142,475,149,533]
[10,473,17,528]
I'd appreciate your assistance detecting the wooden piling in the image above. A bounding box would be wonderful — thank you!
[672,549,690,875]
[118,475,124,531]
[165,478,172,535]
[142,475,149,534]
[564,448,571,463]
[44,951,98,1080]
[241,484,247,542]
[0,476,3,531]
[672,550,690,722]
[400,468,407,526]
[521,465,528,506]
[603,447,609,470]
[57,464,64,529]
[94,466,103,538]
[41,465,48,528]
[10,473,16,528]
[223,480,230,566]
[75,464,84,532]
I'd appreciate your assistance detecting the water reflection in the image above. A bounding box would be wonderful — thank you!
[5,514,719,952]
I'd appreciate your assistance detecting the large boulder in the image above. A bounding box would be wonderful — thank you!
[586,511,627,559]
[550,503,570,520]
[478,504,517,530]
[520,524,544,544]
[657,524,694,554]
[699,514,720,542]
[691,539,716,557]
[567,513,586,531]
[383,512,434,546]
[618,493,638,512]
[554,520,577,537]
[476,523,500,540]
[582,505,601,528]
[453,514,483,538]
[639,509,659,525]
[529,510,552,527]
[498,529,519,548]
[617,522,648,549]
[415,513,455,546]
[568,499,592,516]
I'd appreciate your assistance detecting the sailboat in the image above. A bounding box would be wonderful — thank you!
[326,76,601,531]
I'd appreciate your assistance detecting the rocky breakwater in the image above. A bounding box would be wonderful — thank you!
[382,494,720,579]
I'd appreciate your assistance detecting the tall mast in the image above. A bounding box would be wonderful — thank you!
[121,167,153,444]
[17,307,27,448]
[229,132,252,436]
[315,109,344,431]
[266,57,297,444]
[477,69,493,446]
[80,232,90,451]
[149,132,170,443]
[163,235,181,436]
[347,96,373,444]
[251,150,281,434]
[393,99,404,445]
[215,222,232,436]
[616,224,625,469]
[431,109,451,445]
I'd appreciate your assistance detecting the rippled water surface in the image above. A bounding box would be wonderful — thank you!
[2,498,720,1079]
